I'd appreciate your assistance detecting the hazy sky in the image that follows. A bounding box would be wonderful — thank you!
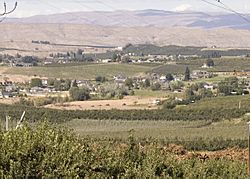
[2,0,250,17]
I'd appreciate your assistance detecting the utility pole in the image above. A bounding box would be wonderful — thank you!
[5,115,9,131]
[16,111,25,129]
[0,2,18,22]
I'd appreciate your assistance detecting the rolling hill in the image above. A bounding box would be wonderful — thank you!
[1,10,250,56]
[5,10,250,29]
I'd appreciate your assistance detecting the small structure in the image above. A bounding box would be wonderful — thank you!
[30,87,44,93]
[2,92,14,98]
[192,70,213,79]
[116,47,123,51]
[203,83,214,90]
[114,75,127,84]
[152,99,161,105]
[159,75,167,82]
[102,59,112,63]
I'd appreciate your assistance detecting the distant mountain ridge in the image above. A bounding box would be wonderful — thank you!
[5,9,250,30]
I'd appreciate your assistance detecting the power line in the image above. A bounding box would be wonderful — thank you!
[43,0,91,22]
[200,0,229,12]
[35,0,94,40]
[217,0,250,23]
[72,0,142,27]
[200,0,250,23]
[95,0,150,27]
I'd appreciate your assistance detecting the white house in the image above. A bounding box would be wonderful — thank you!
[204,83,214,90]
[102,59,112,63]
[160,75,167,81]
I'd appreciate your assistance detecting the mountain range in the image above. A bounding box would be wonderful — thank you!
[5,9,250,30]
[1,9,250,53]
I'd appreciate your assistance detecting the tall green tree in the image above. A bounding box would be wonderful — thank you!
[144,79,151,88]
[125,78,134,89]
[30,78,42,88]
[184,67,190,81]
[218,77,240,95]
[166,73,174,81]
[206,59,215,67]
[95,76,106,83]
[69,87,90,101]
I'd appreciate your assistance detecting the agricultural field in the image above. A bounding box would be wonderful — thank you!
[64,119,248,141]
[3,57,250,81]
[194,75,228,83]
[134,89,170,97]
[2,63,154,80]
[185,95,250,110]
[151,64,199,74]
[45,96,167,110]
[152,57,250,74]
[1,94,250,177]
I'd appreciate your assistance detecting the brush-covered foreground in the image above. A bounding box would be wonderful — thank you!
[0,123,248,178]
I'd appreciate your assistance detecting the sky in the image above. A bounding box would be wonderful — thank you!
[1,0,250,18]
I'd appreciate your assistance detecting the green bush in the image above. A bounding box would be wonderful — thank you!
[0,123,248,178]
[69,87,90,101]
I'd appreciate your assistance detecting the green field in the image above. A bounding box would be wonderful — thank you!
[64,119,248,140]
[3,63,153,79]
[194,75,229,83]
[3,58,250,80]
[185,95,250,110]
[152,58,250,74]
[151,64,199,74]
[62,95,250,144]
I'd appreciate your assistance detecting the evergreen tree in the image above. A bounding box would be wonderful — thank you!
[166,73,174,81]
[184,67,190,81]
[206,59,215,67]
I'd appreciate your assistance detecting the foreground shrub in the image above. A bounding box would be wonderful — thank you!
[0,123,248,178]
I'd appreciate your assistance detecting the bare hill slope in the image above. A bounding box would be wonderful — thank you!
[1,23,250,52]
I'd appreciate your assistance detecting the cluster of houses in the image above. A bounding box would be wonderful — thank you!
[0,64,249,99]
[112,70,216,91]
[100,54,199,64]
[191,70,214,79]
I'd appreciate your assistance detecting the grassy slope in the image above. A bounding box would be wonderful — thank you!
[3,64,153,79]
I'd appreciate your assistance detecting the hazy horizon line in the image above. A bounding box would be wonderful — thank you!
[8,9,239,19]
